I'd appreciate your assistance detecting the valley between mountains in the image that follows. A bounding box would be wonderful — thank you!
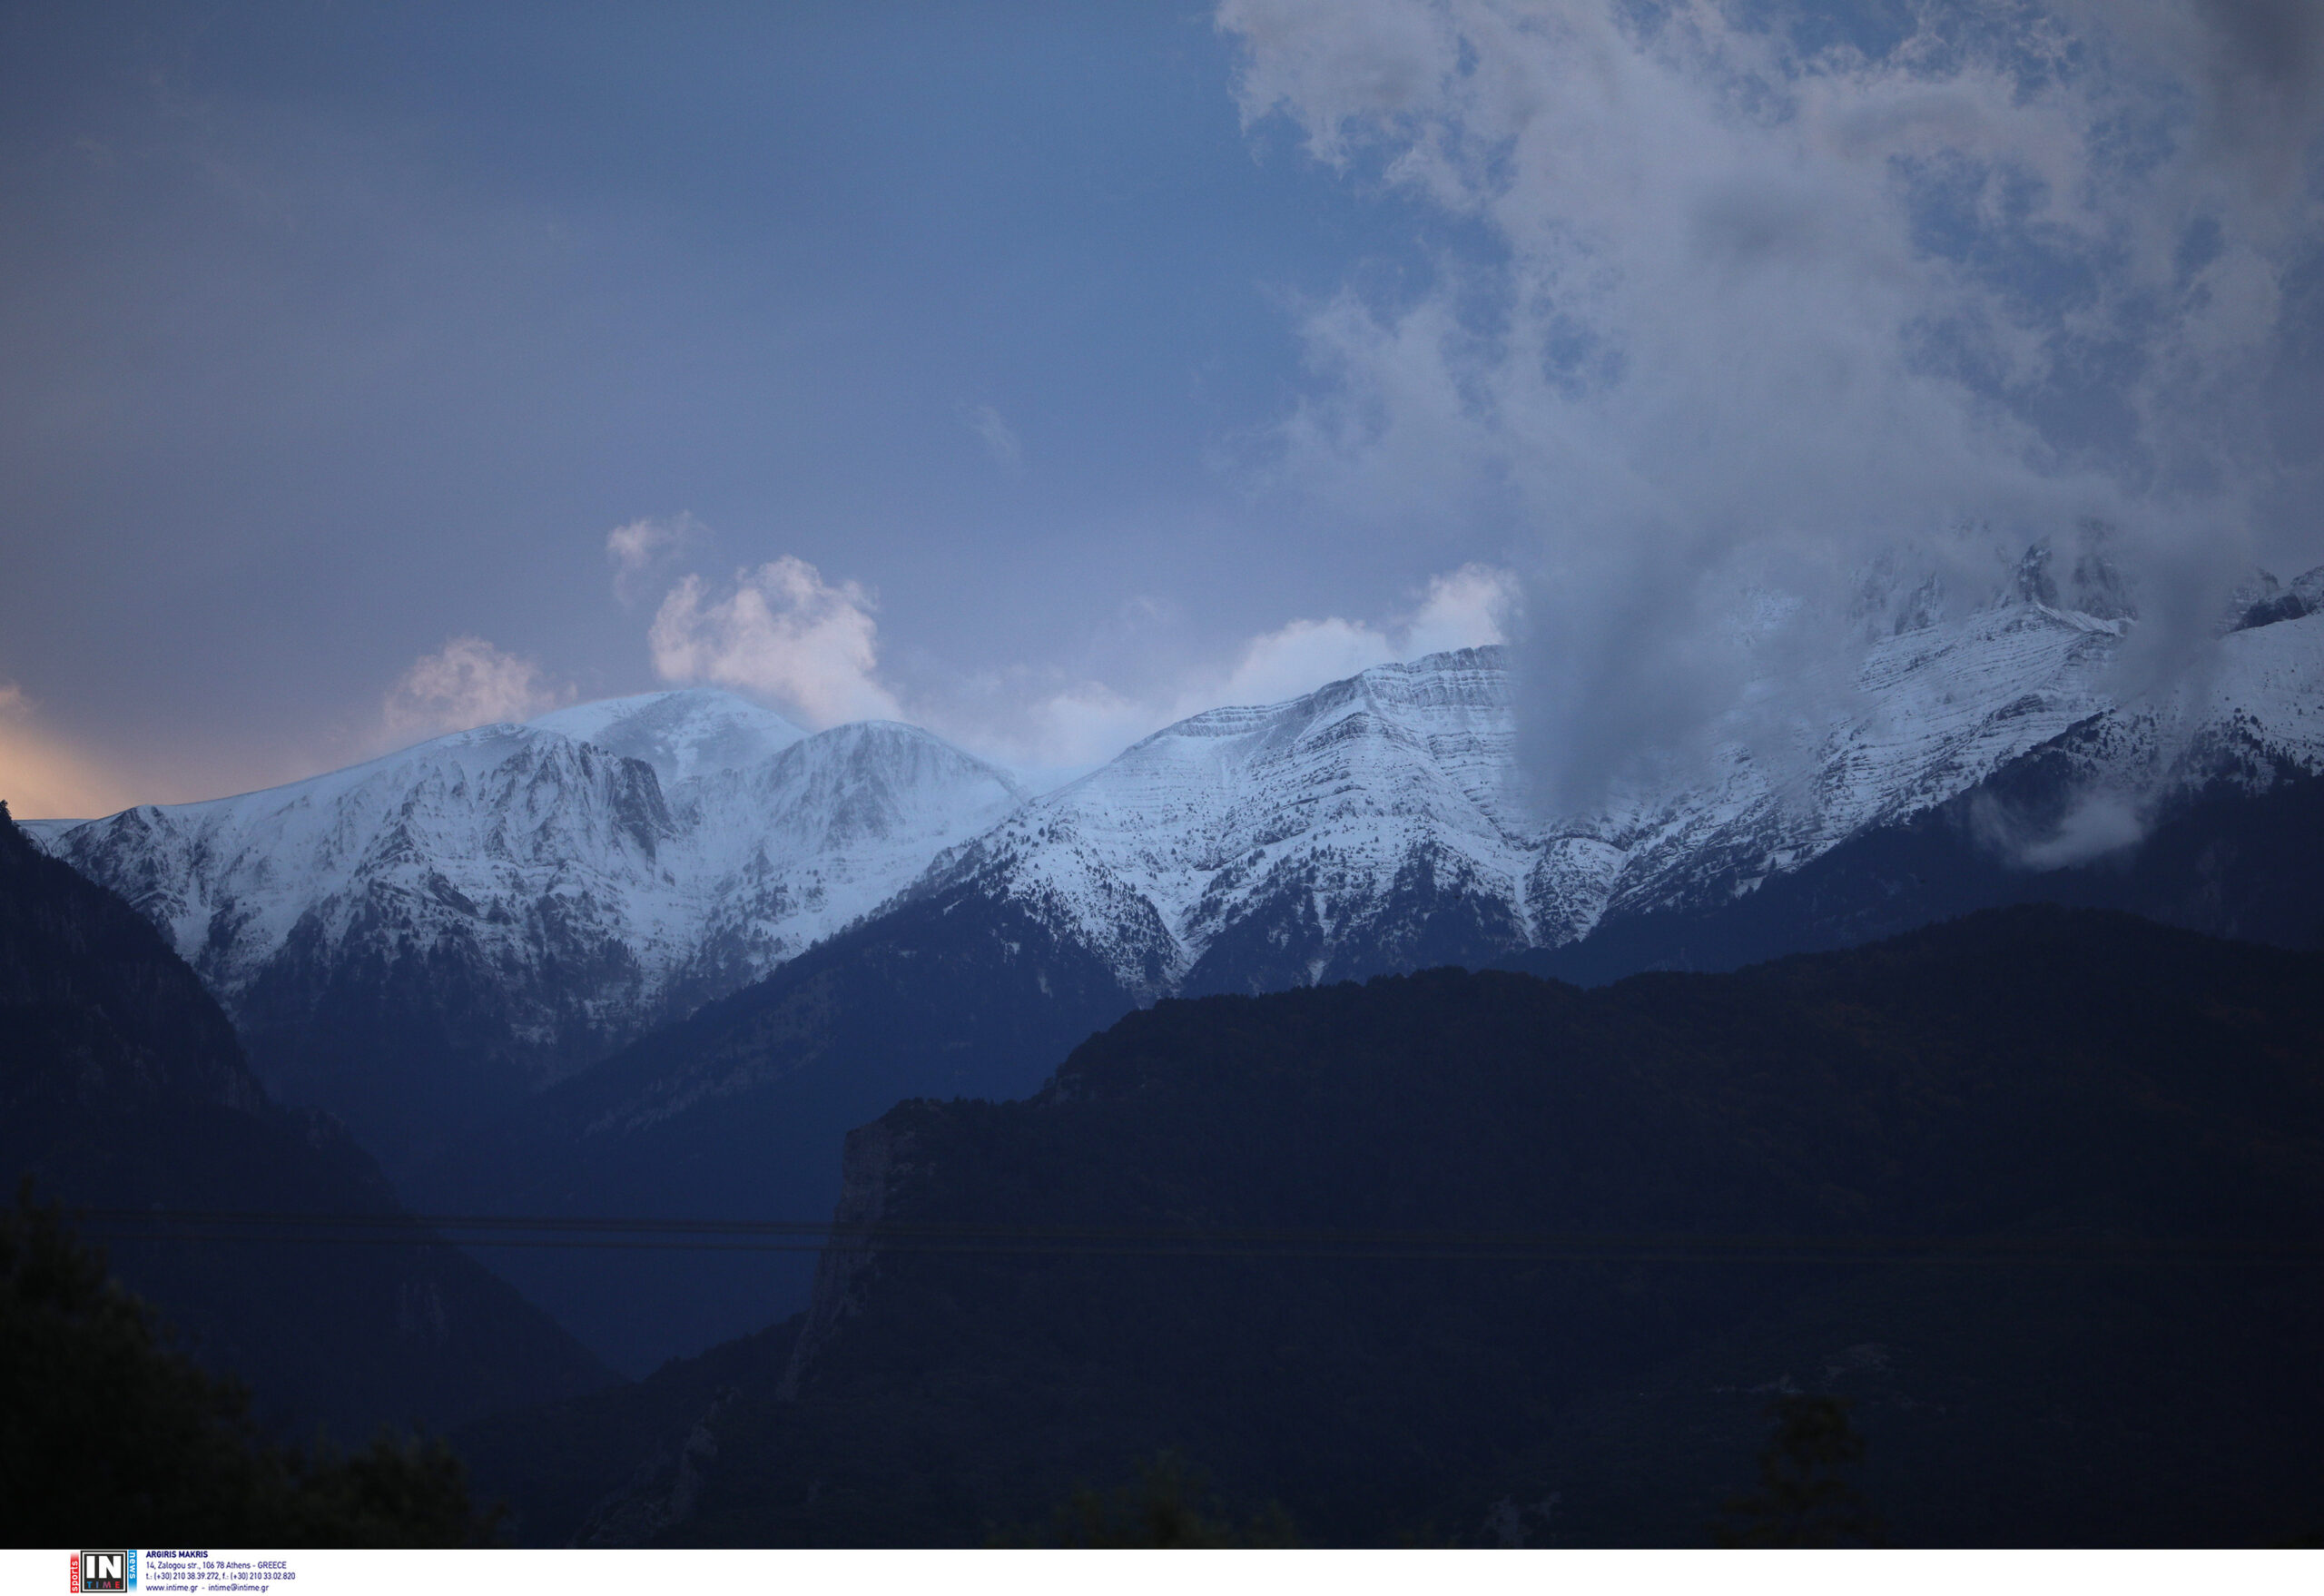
[25,557,2324,1371]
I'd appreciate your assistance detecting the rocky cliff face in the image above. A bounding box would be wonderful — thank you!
[777,1118,913,1402]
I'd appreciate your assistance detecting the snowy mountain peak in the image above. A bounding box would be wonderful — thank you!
[666,720,1027,1003]
[735,720,1028,841]
[528,688,806,786]
[921,645,1531,998]
[2227,563,2324,633]
[35,698,1032,1157]
[1152,645,1508,740]
[682,720,1025,856]
[914,600,2324,998]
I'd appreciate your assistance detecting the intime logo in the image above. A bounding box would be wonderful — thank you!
[71,1550,133,1592]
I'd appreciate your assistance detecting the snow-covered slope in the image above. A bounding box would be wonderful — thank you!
[439,563,2324,1371]
[661,719,1034,1010]
[913,648,1535,996]
[41,723,683,1020]
[31,559,2324,1174]
[911,576,2324,997]
[528,690,806,785]
[34,689,1024,1159]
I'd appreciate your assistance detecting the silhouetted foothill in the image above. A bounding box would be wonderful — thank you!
[469,906,2324,1547]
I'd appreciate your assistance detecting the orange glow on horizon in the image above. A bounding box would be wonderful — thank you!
[0,687,144,821]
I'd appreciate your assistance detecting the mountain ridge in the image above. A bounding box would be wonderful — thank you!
[32,693,1022,1169]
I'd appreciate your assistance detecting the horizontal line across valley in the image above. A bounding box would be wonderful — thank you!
[63,1208,2324,1266]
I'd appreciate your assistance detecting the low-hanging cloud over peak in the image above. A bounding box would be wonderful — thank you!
[1218,0,2324,814]
[940,563,1520,773]
[381,636,573,748]
[1210,561,1516,706]
[647,557,908,730]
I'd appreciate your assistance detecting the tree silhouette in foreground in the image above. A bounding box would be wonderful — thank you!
[1716,1394,1885,1547]
[1011,1451,1299,1547]
[0,1184,497,1547]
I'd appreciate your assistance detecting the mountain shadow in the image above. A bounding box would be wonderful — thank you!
[422,876,1147,1374]
[0,803,613,1440]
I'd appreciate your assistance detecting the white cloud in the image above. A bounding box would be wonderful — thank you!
[648,557,906,728]
[1213,562,1513,706]
[1971,785,2150,870]
[1222,0,1455,163]
[1004,682,1161,781]
[606,512,704,606]
[381,636,572,746]
[1213,616,1403,707]
[1403,563,1517,657]
[939,564,1519,770]
[960,402,1023,470]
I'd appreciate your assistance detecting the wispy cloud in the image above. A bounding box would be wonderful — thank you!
[606,512,705,607]
[959,401,1023,470]
[380,636,572,746]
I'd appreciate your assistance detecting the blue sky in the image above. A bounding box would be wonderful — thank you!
[4,2,2320,814]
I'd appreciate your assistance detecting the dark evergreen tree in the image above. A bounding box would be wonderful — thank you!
[0,1184,497,1547]
[1716,1396,1884,1547]
[1022,1453,1297,1548]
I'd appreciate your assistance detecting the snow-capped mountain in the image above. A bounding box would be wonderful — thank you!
[34,690,1023,1166]
[909,566,2324,998]
[29,552,2324,1211]
[911,647,1538,997]
[663,718,1034,1013]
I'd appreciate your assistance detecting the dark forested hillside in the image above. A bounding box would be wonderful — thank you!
[487,907,2324,1547]
[0,803,612,1440]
